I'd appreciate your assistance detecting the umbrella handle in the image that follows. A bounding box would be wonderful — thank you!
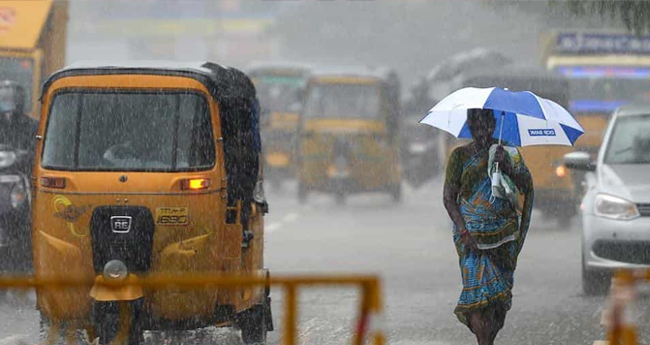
[498,111,505,146]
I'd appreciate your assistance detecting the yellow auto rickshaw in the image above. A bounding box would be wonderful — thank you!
[297,67,402,203]
[32,62,272,344]
[247,62,311,189]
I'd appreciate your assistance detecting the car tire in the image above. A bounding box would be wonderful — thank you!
[297,183,308,202]
[582,265,609,296]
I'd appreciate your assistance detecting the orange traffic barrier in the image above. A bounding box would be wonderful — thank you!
[0,273,384,345]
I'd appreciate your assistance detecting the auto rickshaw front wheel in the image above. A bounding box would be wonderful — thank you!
[389,184,402,203]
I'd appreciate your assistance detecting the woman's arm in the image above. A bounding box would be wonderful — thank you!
[443,148,478,252]
[443,183,465,232]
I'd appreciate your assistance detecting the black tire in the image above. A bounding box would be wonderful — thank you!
[40,314,89,345]
[390,184,402,203]
[582,265,609,296]
[240,305,268,345]
[94,301,143,345]
[297,183,308,202]
[335,191,346,205]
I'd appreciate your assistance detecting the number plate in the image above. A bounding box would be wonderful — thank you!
[155,207,189,226]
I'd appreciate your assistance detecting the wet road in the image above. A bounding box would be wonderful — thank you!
[0,178,631,345]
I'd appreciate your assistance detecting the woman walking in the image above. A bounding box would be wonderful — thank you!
[443,108,534,345]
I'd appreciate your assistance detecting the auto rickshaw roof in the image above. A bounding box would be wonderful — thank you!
[246,61,313,75]
[40,61,254,101]
[309,65,398,83]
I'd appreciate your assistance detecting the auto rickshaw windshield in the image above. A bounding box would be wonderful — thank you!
[42,90,215,172]
[304,83,380,119]
[255,75,303,113]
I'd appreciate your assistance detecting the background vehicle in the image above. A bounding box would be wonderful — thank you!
[33,62,272,345]
[541,31,650,160]
[0,0,68,118]
[247,62,311,190]
[297,66,402,203]
[565,102,650,295]
[403,48,513,187]
[0,144,31,273]
[436,66,578,224]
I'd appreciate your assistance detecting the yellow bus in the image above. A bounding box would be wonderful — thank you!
[542,31,650,159]
[0,0,68,118]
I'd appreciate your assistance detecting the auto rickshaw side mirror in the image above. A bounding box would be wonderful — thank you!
[288,102,302,114]
[564,151,596,172]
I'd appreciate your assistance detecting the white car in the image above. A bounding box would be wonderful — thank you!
[565,103,650,295]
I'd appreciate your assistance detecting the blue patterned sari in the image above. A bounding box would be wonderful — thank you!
[445,145,534,327]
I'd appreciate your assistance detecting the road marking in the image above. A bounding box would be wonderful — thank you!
[266,212,302,234]
[0,334,28,345]
[266,222,282,233]
[283,212,299,223]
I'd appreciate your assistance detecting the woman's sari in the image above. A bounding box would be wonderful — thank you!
[445,144,534,328]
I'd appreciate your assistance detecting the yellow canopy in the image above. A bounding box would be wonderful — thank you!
[0,0,53,49]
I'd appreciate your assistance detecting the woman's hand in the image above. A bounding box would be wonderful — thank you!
[459,227,479,252]
[494,145,512,174]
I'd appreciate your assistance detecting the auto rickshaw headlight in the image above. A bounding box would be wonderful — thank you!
[103,260,128,281]
[0,151,17,168]
[10,183,26,209]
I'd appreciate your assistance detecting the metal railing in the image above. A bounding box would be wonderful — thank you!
[0,274,385,345]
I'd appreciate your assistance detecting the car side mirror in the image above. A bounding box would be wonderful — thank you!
[564,152,596,172]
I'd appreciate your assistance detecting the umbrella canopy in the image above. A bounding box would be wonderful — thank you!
[419,87,585,146]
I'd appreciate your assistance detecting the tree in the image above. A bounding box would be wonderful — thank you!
[561,0,650,34]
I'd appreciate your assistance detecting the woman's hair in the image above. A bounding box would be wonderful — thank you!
[467,108,495,125]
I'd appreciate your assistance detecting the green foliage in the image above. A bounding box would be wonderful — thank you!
[562,0,650,34]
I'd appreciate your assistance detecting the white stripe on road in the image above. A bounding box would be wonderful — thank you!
[266,212,302,234]
[0,334,28,345]
[266,222,282,233]
[283,212,299,223]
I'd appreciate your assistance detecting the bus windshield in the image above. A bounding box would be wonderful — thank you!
[304,83,380,119]
[42,91,215,172]
[0,56,35,114]
[557,66,650,112]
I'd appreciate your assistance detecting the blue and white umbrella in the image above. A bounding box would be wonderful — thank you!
[419,87,585,146]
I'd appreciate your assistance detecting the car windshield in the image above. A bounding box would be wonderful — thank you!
[0,56,35,114]
[255,75,304,113]
[304,83,380,119]
[42,91,215,172]
[604,114,650,164]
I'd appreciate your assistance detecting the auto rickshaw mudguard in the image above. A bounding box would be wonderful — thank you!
[89,274,143,302]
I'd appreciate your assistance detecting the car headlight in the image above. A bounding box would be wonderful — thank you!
[0,151,17,169]
[594,194,640,220]
[10,183,26,209]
